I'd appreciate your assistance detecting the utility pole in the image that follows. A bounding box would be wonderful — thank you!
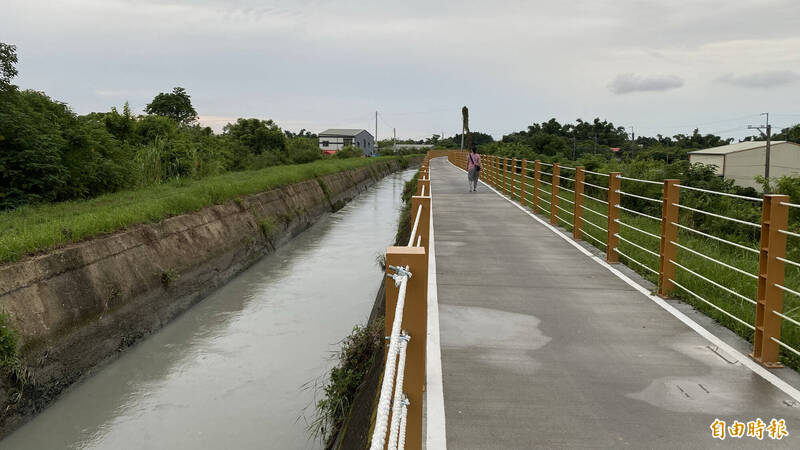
[572,129,576,160]
[375,111,378,155]
[748,112,772,192]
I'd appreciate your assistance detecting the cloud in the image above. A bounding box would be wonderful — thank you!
[608,73,685,94]
[716,70,800,88]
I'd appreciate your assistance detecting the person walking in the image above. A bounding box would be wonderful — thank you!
[467,146,481,192]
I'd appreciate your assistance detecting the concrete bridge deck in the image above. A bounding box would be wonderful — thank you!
[430,157,800,448]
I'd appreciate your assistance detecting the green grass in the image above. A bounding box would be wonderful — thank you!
[0,157,401,264]
[486,162,800,369]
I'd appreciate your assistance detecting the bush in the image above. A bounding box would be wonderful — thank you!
[288,137,322,164]
[307,319,383,447]
[334,145,363,159]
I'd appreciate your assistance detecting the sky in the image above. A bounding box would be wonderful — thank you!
[3,0,800,141]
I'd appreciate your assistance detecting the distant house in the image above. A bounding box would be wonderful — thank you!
[318,129,375,156]
[688,141,800,189]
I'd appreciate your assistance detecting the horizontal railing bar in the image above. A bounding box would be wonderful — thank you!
[617,175,662,186]
[407,204,423,247]
[617,190,663,204]
[775,283,800,299]
[582,231,607,247]
[773,309,800,329]
[559,185,575,193]
[583,181,609,191]
[556,204,575,216]
[580,204,608,219]
[673,203,760,228]
[616,204,663,222]
[671,259,757,305]
[779,229,800,239]
[557,214,573,227]
[536,203,549,214]
[539,197,552,205]
[560,166,576,171]
[584,169,609,177]
[615,233,660,258]
[777,256,800,270]
[557,195,575,204]
[672,240,758,279]
[616,219,661,239]
[671,222,759,254]
[580,193,609,205]
[780,201,800,209]
[581,217,608,232]
[771,337,800,357]
[539,162,554,167]
[560,176,576,182]
[670,279,755,330]
[539,179,553,186]
[615,248,659,275]
[675,184,763,202]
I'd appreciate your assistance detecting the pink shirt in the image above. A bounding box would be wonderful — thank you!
[467,153,481,170]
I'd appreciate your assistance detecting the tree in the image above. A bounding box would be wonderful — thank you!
[145,87,197,125]
[0,42,18,91]
[462,106,471,149]
[223,118,287,156]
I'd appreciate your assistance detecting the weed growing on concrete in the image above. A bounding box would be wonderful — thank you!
[0,310,33,399]
[160,268,180,286]
[307,318,383,448]
[393,171,420,246]
[0,311,18,366]
[316,177,332,204]
[258,217,277,239]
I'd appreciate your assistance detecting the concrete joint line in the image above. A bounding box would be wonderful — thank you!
[447,159,800,403]
[426,163,447,450]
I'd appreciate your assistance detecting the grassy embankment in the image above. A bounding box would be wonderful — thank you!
[0,157,408,264]
[489,165,800,369]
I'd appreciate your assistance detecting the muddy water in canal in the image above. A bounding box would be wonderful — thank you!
[3,168,417,450]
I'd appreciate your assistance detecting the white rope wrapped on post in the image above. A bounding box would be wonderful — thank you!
[371,267,411,450]
[387,332,410,450]
[397,395,410,450]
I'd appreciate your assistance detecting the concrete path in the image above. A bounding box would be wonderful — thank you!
[430,157,800,449]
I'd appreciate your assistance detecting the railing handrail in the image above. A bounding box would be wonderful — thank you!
[445,149,800,367]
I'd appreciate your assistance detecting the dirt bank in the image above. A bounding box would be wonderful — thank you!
[0,158,414,437]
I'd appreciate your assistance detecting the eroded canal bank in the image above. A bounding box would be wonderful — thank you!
[1,166,418,449]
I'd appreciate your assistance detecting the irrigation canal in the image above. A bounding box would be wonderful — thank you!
[3,167,418,450]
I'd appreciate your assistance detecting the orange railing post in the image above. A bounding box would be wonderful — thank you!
[658,180,680,297]
[533,160,541,211]
[752,194,790,368]
[410,195,431,251]
[550,163,560,225]
[503,156,508,195]
[494,155,499,189]
[573,167,585,240]
[508,158,517,200]
[520,159,527,207]
[606,172,621,263]
[384,246,427,449]
[417,177,430,196]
